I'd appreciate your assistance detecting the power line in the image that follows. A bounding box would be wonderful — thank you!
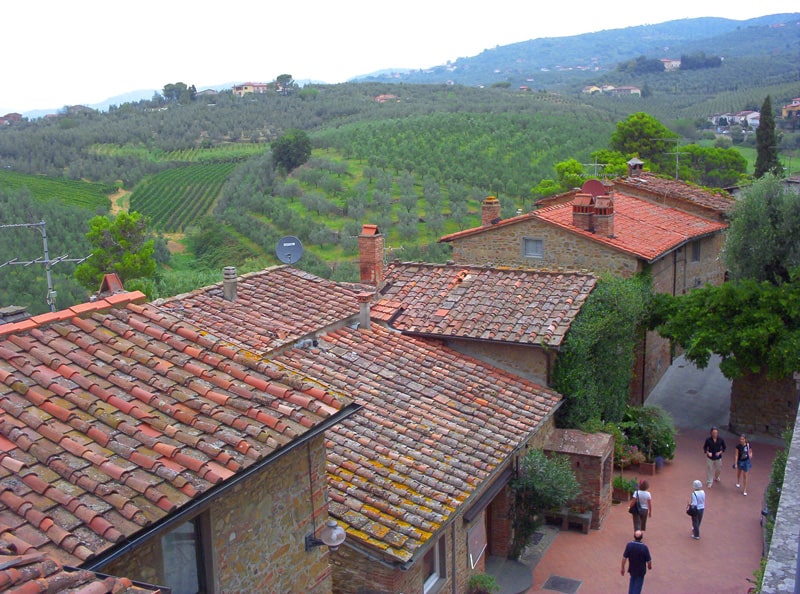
[0,221,91,312]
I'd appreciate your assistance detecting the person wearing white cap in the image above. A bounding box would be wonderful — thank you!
[688,480,706,539]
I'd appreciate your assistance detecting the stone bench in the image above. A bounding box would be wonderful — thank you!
[544,507,592,534]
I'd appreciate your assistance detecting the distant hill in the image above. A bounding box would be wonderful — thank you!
[355,13,800,89]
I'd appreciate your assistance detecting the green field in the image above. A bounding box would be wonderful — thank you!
[0,170,112,212]
[89,143,269,163]
[129,162,238,231]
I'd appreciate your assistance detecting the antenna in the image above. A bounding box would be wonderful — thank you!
[581,158,610,178]
[659,138,685,180]
[1,221,91,312]
[276,236,304,265]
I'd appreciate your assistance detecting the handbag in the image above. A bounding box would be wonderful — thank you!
[686,492,698,516]
[628,490,643,515]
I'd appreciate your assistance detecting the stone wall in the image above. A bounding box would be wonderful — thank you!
[103,434,332,594]
[761,400,800,593]
[444,339,552,386]
[449,219,639,277]
[730,373,800,437]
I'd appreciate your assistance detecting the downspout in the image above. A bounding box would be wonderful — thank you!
[451,521,457,594]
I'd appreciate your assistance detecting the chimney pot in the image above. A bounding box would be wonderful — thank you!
[223,266,237,302]
[356,292,373,330]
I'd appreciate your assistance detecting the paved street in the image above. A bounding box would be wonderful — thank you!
[525,355,783,594]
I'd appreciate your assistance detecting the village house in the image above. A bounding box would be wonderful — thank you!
[365,257,595,386]
[0,290,358,594]
[231,82,270,96]
[781,97,800,120]
[156,264,587,594]
[439,164,733,400]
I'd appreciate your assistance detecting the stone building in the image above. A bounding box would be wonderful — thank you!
[160,265,566,594]
[0,291,357,594]
[439,168,732,401]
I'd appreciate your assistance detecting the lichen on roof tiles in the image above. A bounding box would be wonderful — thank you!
[0,294,351,567]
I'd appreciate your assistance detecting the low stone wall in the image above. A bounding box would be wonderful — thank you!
[761,405,800,593]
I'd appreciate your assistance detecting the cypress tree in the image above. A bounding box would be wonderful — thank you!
[754,96,782,178]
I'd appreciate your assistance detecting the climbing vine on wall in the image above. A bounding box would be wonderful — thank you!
[552,273,653,428]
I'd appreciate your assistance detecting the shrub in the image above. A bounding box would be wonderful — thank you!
[468,573,499,594]
[619,405,677,462]
[510,449,580,558]
[612,475,639,493]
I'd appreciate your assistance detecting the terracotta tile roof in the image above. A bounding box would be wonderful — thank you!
[441,193,727,263]
[272,325,561,562]
[0,550,159,593]
[614,172,735,215]
[0,293,351,567]
[155,266,359,353]
[372,263,596,348]
[532,193,727,262]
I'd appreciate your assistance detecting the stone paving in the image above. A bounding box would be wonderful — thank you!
[519,356,785,594]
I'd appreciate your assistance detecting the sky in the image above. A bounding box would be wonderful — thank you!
[3,1,798,114]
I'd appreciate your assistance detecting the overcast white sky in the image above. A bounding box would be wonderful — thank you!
[3,1,798,114]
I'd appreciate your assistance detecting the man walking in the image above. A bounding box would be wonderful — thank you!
[621,530,652,594]
[703,426,727,487]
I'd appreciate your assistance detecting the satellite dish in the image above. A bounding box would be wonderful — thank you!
[581,179,607,197]
[276,236,304,264]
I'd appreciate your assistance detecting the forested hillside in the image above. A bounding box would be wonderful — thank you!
[1,14,799,314]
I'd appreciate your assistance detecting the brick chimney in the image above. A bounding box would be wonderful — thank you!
[223,266,237,301]
[627,157,644,177]
[571,193,595,231]
[356,292,372,330]
[593,193,615,238]
[481,196,501,226]
[358,224,383,285]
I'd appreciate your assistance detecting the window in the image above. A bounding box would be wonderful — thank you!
[162,516,208,594]
[523,238,544,259]
[690,240,701,262]
[422,536,447,593]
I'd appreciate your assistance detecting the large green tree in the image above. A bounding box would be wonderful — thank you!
[647,273,800,380]
[724,174,800,285]
[754,96,782,178]
[74,211,156,290]
[271,129,312,173]
[609,112,678,174]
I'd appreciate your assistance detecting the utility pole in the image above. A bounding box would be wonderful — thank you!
[0,221,91,312]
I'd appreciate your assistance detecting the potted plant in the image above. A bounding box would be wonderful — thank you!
[620,405,677,472]
[612,475,639,503]
[468,573,499,594]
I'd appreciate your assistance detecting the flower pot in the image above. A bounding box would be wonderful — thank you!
[612,487,631,503]
[640,461,657,475]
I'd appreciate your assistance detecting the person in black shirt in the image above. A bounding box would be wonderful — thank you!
[734,434,753,496]
[621,530,652,594]
[703,426,726,487]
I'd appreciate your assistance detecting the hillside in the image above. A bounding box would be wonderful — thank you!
[358,14,800,90]
[1,14,799,315]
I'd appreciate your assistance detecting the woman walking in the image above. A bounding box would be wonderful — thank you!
[689,479,706,540]
[734,434,753,496]
[632,480,652,531]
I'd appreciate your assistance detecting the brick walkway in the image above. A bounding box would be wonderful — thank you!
[527,427,779,594]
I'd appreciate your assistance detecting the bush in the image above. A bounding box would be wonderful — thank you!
[510,449,580,558]
[612,475,639,493]
[619,405,677,462]
[468,573,499,594]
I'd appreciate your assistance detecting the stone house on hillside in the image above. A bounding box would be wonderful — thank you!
[159,266,571,594]
[368,259,596,386]
[0,292,357,594]
[439,166,732,401]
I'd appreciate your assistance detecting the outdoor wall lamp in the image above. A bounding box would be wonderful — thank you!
[305,518,347,552]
